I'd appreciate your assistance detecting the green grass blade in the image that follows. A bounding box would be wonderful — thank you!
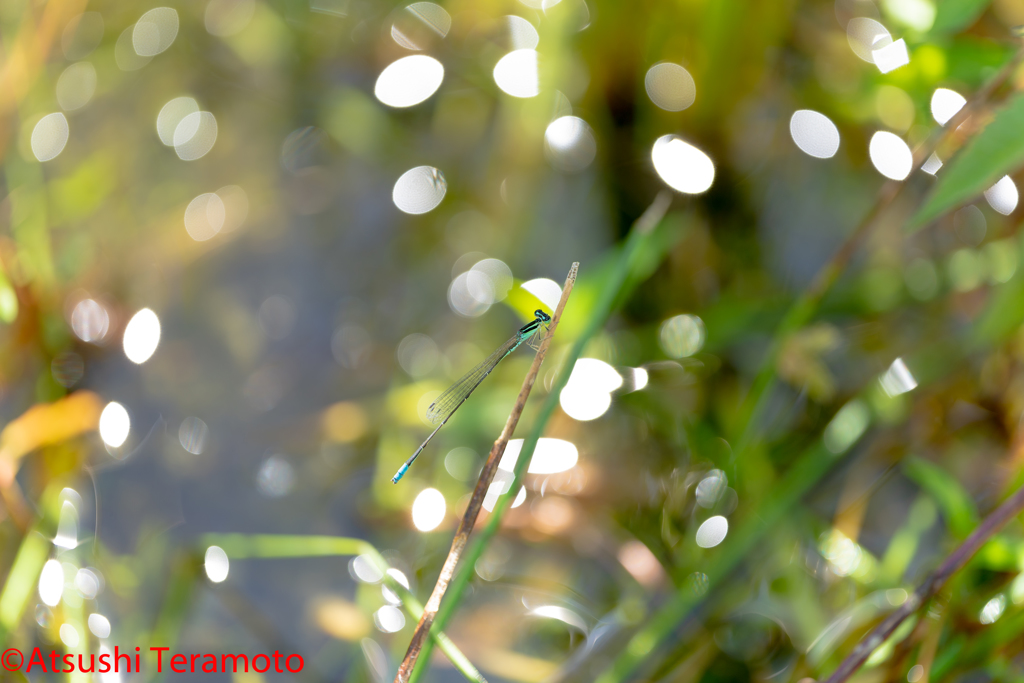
[0,526,50,645]
[201,534,487,683]
[407,194,679,683]
[909,91,1024,231]
[903,456,980,540]
[929,0,992,34]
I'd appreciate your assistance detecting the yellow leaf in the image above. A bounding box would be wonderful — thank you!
[0,391,102,462]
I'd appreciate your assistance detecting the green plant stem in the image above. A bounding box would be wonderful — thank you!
[201,534,487,683]
[405,192,674,683]
[0,481,66,647]
[147,552,201,683]
[64,549,89,683]
[0,524,48,645]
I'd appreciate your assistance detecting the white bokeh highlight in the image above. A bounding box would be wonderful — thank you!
[493,49,539,98]
[123,308,161,364]
[880,357,917,397]
[696,516,729,548]
[931,88,966,126]
[393,166,447,214]
[869,131,912,180]
[984,176,1018,215]
[846,17,891,63]
[872,39,909,73]
[789,110,840,159]
[56,62,97,111]
[544,116,597,172]
[133,7,178,56]
[520,278,561,310]
[174,111,218,160]
[412,488,446,531]
[560,358,622,421]
[99,402,130,448]
[644,63,696,112]
[38,560,64,606]
[205,545,229,582]
[651,135,715,194]
[31,113,69,162]
[157,97,199,145]
[921,152,942,176]
[498,438,579,474]
[374,55,444,108]
[185,193,227,241]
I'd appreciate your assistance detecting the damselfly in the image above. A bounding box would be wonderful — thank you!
[391,309,552,483]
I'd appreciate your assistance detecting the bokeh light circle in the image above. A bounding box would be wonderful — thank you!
[123,308,161,364]
[392,166,447,214]
[204,546,229,582]
[868,131,912,180]
[493,49,540,98]
[133,7,179,57]
[185,193,227,241]
[659,314,706,357]
[695,516,729,548]
[985,176,1019,215]
[157,97,199,145]
[374,56,445,108]
[644,63,696,111]
[544,116,597,172]
[931,88,966,126]
[651,135,715,194]
[31,113,69,162]
[412,488,446,531]
[789,110,840,159]
[71,299,109,343]
[174,111,218,160]
[99,402,130,448]
[56,62,97,111]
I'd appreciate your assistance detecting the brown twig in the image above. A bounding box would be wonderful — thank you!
[394,262,580,683]
[821,482,1024,683]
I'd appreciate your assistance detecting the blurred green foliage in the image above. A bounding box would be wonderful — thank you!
[4,0,1024,682]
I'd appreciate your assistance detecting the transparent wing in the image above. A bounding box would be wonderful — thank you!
[426,334,520,424]
[526,323,550,351]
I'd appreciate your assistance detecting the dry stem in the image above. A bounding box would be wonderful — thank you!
[394,262,580,683]
[821,482,1024,683]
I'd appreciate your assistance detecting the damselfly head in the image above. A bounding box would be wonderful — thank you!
[535,309,551,322]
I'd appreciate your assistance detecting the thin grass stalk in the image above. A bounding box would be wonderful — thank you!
[0,482,65,647]
[0,523,48,645]
[394,261,580,683]
[201,533,488,683]
[820,481,1024,683]
[149,551,201,672]
[405,192,674,683]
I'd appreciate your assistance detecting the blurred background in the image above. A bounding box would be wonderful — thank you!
[4,0,1024,680]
